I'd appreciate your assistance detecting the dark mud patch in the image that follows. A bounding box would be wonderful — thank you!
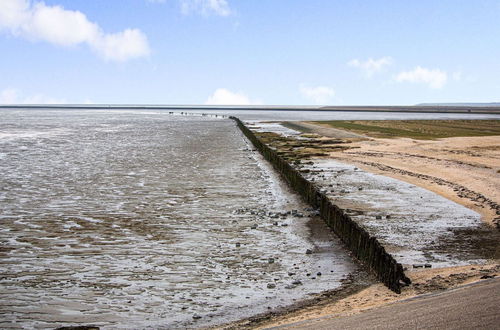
[429,225,500,262]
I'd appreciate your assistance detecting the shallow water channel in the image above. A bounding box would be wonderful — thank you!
[0,110,360,329]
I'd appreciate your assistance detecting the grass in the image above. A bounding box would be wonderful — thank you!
[311,120,500,139]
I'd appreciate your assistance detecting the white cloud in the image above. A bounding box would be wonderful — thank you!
[0,88,66,104]
[205,88,259,105]
[0,0,150,61]
[91,29,150,62]
[181,0,232,16]
[299,85,335,105]
[0,88,19,104]
[395,66,448,89]
[348,57,392,77]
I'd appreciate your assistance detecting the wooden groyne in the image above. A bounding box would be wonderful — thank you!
[231,116,411,293]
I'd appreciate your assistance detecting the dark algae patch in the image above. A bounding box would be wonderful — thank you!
[253,131,352,162]
[312,120,500,139]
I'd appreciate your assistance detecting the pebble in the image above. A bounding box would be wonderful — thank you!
[306,249,313,255]
[267,283,276,289]
[192,314,201,320]
[317,272,322,276]
[268,258,275,264]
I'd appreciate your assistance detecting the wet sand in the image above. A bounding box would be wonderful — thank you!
[3,112,498,329]
[228,120,500,329]
[329,135,500,229]
[289,121,500,228]
[298,159,497,267]
[248,121,498,268]
[258,266,499,329]
[0,111,361,329]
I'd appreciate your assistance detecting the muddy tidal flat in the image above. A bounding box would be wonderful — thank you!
[251,121,499,268]
[0,110,361,329]
[241,119,499,329]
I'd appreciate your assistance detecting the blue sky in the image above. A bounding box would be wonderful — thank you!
[0,0,499,105]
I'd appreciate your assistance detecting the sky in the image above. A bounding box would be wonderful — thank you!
[0,0,499,105]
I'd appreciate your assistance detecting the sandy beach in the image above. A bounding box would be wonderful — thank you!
[255,263,499,329]
[226,120,500,329]
[328,135,500,228]
[286,121,500,229]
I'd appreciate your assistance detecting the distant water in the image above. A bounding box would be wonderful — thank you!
[0,110,359,328]
[185,109,500,121]
[5,107,500,121]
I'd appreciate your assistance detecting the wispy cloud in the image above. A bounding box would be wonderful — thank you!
[395,66,448,89]
[299,84,335,105]
[452,71,462,81]
[348,57,392,77]
[0,88,66,104]
[180,0,232,16]
[0,0,150,62]
[205,88,260,105]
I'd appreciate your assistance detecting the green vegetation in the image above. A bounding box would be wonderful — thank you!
[311,120,500,139]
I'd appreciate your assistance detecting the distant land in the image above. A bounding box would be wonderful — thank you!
[417,103,500,107]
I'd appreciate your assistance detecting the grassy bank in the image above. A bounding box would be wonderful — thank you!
[310,120,500,139]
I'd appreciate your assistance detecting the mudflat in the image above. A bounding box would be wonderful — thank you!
[230,119,500,330]
[295,120,500,228]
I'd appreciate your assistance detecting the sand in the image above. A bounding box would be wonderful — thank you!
[257,264,499,329]
[284,121,499,228]
[327,135,500,228]
[228,122,500,329]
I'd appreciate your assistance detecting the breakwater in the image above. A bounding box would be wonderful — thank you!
[231,116,411,293]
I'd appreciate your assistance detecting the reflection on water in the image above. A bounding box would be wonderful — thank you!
[172,109,500,121]
[0,110,358,328]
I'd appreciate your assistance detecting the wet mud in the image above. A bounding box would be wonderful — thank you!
[251,121,499,268]
[0,110,360,329]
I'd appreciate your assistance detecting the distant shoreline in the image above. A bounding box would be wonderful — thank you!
[1,104,500,114]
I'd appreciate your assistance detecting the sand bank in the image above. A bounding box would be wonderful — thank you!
[221,120,500,329]
[327,135,500,228]
[284,121,500,228]
[255,264,499,329]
